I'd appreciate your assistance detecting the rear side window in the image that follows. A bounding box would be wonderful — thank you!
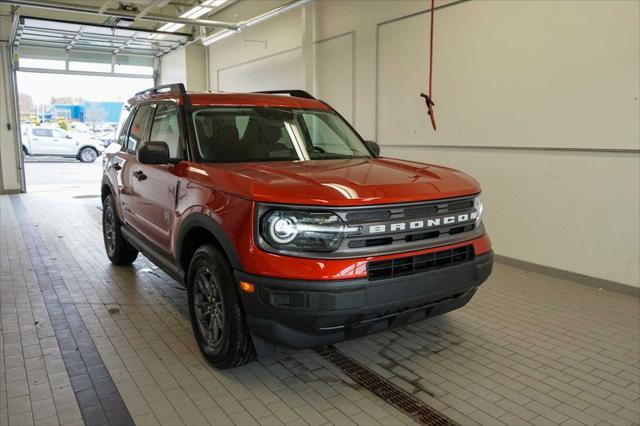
[32,128,52,137]
[127,105,154,152]
[149,103,181,158]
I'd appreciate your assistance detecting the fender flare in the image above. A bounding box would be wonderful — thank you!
[101,175,115,200]
[176,212,242,271]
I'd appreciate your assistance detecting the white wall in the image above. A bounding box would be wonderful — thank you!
[0,24,22,193]
[159,44,207,91]
[159,48,187,87]
[209,1,303,91]
[202,0,640,287]
[185,44,207,92]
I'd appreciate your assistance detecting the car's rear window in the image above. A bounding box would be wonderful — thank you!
[192,107,371,163]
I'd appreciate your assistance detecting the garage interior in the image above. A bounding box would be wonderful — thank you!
[0,1,639,426]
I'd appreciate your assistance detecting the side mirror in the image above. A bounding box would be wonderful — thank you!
[138,141,170,165]
[366,140,381,157]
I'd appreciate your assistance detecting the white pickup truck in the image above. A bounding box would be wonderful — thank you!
[22,126,104,163]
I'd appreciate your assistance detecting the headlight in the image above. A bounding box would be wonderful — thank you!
[260,210,357,253]
[474,196,483,226]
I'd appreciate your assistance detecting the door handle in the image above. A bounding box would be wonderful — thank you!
[133,170,147,181]
[111,163,122,171]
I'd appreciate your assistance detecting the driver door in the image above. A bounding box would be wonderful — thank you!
[132,102,183,255]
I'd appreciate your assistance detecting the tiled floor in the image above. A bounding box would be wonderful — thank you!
[1,187,639,426]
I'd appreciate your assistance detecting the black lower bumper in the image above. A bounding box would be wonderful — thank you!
[236,251,493,349]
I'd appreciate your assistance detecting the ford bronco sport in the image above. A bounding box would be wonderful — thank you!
[101,84,493,368]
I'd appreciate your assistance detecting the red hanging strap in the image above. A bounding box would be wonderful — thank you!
[420,0,437,130]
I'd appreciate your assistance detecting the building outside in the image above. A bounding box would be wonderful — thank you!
[52,101,123,123]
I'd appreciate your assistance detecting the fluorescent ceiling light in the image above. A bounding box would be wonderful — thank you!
[204,0,230,7]
[201,29,235,46]
[151,0,231,37]
[157,22,175,32]
[181,6,208,20]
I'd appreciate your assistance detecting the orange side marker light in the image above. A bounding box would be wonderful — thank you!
[240,281,255,293]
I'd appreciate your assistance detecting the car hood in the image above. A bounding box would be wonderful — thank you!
[190,158,480,206]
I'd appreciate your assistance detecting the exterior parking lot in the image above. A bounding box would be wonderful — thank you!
[23,159,103,191]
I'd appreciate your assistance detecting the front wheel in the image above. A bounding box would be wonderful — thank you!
[78,147,98,163]
[102,194,138,265]
[187,245,255,368]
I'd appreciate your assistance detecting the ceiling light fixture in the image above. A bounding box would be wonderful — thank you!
[154,0,231,36]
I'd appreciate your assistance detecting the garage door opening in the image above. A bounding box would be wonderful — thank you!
[17,65,152,195]
[9,15,191,196]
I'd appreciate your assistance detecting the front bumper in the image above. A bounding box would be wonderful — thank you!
[236,250,493,349]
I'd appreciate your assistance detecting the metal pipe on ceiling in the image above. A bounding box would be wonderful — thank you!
[239,0,311,30]
[0,0,240,30]
[201,0,311,46]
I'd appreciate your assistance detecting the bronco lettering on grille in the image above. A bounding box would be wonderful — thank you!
[369,212,477,234]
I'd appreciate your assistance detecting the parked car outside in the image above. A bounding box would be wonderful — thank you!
[69,122,91,133]
[22,126,104,162]
[101,84,493,368]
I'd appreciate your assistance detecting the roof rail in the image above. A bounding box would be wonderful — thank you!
[254,90,316,100]
[134,83,187,98]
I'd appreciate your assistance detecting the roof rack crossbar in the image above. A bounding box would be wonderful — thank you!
[135,83,186,98]
[254,90,315,100]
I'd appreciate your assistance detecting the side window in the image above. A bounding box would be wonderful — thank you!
[236,116,250,139]
[149,103,181,158]
[116,109,134,147]
[32,128,52,137]
[127,104,154,152]
[51,129,66,139]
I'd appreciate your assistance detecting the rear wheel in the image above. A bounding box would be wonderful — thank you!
[102,194,138,265]
[79,147,98,163]
[187,245,255,368]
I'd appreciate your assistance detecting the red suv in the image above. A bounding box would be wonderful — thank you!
[101,84,493,368]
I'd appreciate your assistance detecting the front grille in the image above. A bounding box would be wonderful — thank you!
[337,195,480,257]
[367,245,474,281]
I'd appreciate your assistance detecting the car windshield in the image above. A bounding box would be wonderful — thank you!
[192,107,371,162]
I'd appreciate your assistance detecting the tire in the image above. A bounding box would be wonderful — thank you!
[102,194,138,265]
[187,244,255,368]
[78,147,98,163]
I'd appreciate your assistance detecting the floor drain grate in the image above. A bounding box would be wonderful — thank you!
[316,345,456,426]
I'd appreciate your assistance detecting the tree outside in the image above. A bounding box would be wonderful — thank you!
[84,102,107,131]
[18,93,34,121]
